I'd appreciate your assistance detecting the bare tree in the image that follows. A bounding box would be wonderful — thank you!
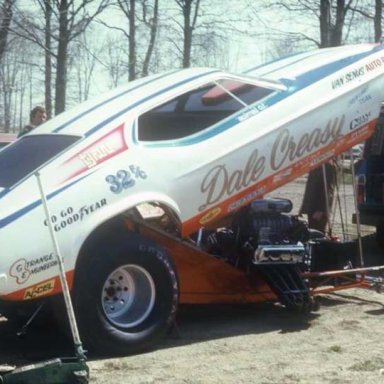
[97,0,137,80]
[265,0,356,48]
[54,0,110,114]
[102,36,128,88]
[175,0,201,68]
[141,0,158,76]
[163,0,247,69]
[12,0,110,115]
[350,0,383,42]
[0,40,21,131]
[36,0,53,119]
[0,33,42,133]
[247,0,383,51]
[115,0,136,80]
[99,0,160,81]
[374,0,382,42]
[266,35,304,61]
[319,0,354,47]
[0,0,14,63]
[69,33,100,103]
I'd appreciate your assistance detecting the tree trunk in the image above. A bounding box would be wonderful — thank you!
[0,0,14,63]
[142,0,158,77]
[319,0,346,48]
[55,38,68,115]
[44,0,53,119]
[374,0,382,43]
[1,65,12,132]
[55,0,69,115]
[320,0,331,47]
[331,0,345,46]
[128,0,136,80]
[182,0,192,68]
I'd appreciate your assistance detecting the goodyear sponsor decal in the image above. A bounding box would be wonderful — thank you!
[43,198,107,232]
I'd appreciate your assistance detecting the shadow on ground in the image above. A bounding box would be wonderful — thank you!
[0,301,320,366]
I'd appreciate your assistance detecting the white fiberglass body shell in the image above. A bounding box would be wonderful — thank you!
[1,43,384,301]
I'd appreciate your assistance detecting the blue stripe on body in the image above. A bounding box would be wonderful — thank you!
[0,173,93,229]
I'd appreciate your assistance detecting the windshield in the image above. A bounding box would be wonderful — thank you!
[0,134,80,189]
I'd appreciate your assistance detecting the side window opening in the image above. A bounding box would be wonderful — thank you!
[137,79,274,142]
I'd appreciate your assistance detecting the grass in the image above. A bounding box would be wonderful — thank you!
[328,345,342,353]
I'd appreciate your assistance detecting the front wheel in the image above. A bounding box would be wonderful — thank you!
[73,235,179,356]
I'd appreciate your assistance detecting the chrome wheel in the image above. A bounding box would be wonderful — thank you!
[101,264,155,328]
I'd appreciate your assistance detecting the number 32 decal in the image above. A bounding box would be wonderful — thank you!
[106,166,147,194]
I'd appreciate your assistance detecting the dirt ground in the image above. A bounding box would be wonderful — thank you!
[1,177,384,384]
[1,287,384,384]
[90,290,384,384]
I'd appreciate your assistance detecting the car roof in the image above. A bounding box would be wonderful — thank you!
[27,68,224,138]
[25,68,289,140]
[23,43,383,141]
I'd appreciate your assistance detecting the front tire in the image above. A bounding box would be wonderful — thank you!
[74,235,178,356]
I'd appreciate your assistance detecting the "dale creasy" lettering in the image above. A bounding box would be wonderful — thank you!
[199,149,265,211]
[199,115,345,211]
[270,115,344,170]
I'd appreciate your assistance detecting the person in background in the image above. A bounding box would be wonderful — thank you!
[299,158,339,234]
[18,106,47,137]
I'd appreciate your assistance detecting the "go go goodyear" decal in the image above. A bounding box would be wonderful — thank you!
[43,198,107,232]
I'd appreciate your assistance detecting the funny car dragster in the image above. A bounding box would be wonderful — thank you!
[1,43,384,356]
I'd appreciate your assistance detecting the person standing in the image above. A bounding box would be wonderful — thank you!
[299,158,339,234]
[18,106,47,137]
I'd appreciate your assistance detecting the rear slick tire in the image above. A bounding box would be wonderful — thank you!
[73,235,179,356]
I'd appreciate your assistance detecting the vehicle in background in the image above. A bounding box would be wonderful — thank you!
[355,105,384,245]
[343,144,364,160]
[0,133,17,149]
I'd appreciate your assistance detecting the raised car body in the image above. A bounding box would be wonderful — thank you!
[1,43,384,354]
